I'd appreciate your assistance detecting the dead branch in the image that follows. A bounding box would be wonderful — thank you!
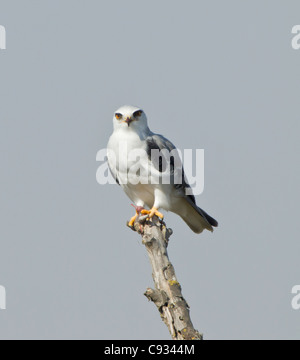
[128,215,203,340]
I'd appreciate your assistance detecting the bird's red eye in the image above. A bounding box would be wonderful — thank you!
[115,113,122,120]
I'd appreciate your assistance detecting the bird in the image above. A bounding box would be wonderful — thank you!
[107,105,218,234]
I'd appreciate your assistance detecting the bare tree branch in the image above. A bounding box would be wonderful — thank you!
[129,215,203,340]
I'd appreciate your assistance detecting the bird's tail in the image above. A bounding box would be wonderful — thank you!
[176,198,218,234]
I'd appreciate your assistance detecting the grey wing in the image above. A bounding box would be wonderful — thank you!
[146,133,218,229]
[145,133,195,203]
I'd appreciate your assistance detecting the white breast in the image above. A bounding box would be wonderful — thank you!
[109,127,147,178]
[107,128,155,206]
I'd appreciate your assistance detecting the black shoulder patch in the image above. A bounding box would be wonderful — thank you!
[146,136,176,173]
[146,137,163,172]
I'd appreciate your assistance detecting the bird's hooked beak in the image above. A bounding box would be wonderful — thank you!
[125,117,133,127]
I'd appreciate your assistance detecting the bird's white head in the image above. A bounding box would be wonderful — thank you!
[112,105,149,135]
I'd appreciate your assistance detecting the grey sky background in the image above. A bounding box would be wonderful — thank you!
[0,0,299,340]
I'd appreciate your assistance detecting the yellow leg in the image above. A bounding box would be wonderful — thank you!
[128,213,138,228]
[141,207,164,220]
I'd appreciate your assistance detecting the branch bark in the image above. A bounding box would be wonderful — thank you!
[129,215,203,340]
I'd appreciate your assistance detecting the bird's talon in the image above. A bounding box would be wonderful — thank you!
[128,214,138,228]
[141,208,164,220]
[128,205,147,229]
